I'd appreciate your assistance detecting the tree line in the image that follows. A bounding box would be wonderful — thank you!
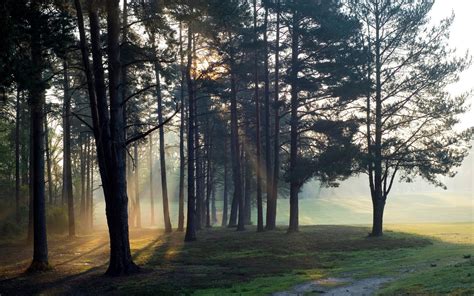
[0,0,471,276]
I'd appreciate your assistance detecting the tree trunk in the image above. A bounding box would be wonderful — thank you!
[222,139,229,227]
[28,0,49,270]
[269,0,281,231]
[371,3,385,237]
[195,92,203,230]
[263,5,272,231]
[229,48,245,231]
[104,0,138,275]
[62,58,75,237]
[253,0,263,232]
[15,88,21,223]
[44,112,53,205]
[155,66,172,233]
[211,180,217,225]
[134,143,141,228]
[177,21,186,232]
[288,9,299,233]
[205,140,211,228]
[371,199,385,237]
[74,0,99,231]
[27,117,33,244]
[149,135,155,226]
[184,26,196,242]
[244,153,252,225]
[80,140,86,223]
[86,136,91,230]
[89,144,94,229]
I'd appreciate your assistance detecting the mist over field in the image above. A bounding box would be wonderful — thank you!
[89,146,473,229]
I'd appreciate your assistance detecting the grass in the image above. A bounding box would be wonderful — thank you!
[0,223,472,295]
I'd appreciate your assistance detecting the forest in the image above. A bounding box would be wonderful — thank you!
[0,0,473,295]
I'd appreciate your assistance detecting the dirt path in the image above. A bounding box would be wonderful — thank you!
[272,277,393,296]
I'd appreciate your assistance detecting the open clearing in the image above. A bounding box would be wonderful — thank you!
[0,223,472,295]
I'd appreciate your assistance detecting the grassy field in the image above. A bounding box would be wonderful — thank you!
[0,223,472,295]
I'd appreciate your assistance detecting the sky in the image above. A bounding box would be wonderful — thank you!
[430,0,474,129]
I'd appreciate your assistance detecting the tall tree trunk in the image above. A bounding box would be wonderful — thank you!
[86,136,91,230]
[80,140,86,223]
[229,47,245,231]
[288,9,299,233]
[149,135,155,225]
[62,59,75,237]
[104,0,138,275]
[177,22,186,232]
[253,0,263,232]
[21,102,29,188]
[205,127,212,228]
[195,94,202,230]
[211,179,217,224]
[155,67,172,233]
[371,3,384,237]
[74,0,100,232]
[28,0,49,270]
[127,151,135,228]
[263,5,274,231]
[44,112,53,205]
[134,143,141,228]
[89,143,94,229]
[244,152,252,225]
[184,26,197,242]
[221,138,229,227]
[15,88,21,223]
[270,0,281,231]
[228,163,239,227]
[27,116,33,244]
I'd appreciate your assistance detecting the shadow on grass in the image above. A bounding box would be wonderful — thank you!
[0,225,471,295]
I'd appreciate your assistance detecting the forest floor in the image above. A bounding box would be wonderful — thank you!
[0,223,472,295]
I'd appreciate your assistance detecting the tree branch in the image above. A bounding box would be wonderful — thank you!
[125,102,181,146]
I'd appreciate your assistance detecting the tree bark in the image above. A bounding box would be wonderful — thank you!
[195,91,203,230]
[205,133,211,228]
[15,88,21,223]
[263,4,272,231]
[371,200,385,237]
[149,135,155,226]
[253,0,263,232]
[371,2,384,237]
[229,48,245,231]
[44,112,53,205]
[86,136,91,230]
[177,22,185,232]
[269,0,281,231]
[221,138,229,227]
[103,0,138,275]
[244,152,252,225]
[134,142,141,228]
[288,9,299,233]
[89,143,94,229]
[27,114,33,244]
[155,67,172,233]
[80,139,86,223]
[28,0,49,270]
[62,59,75,237]
[184,26,196,242]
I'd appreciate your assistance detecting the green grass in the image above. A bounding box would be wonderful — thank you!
[0,223,472,295]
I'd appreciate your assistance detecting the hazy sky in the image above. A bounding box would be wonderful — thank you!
[430,0,474,129]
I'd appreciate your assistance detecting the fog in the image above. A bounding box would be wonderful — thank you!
[89,145,473,229]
